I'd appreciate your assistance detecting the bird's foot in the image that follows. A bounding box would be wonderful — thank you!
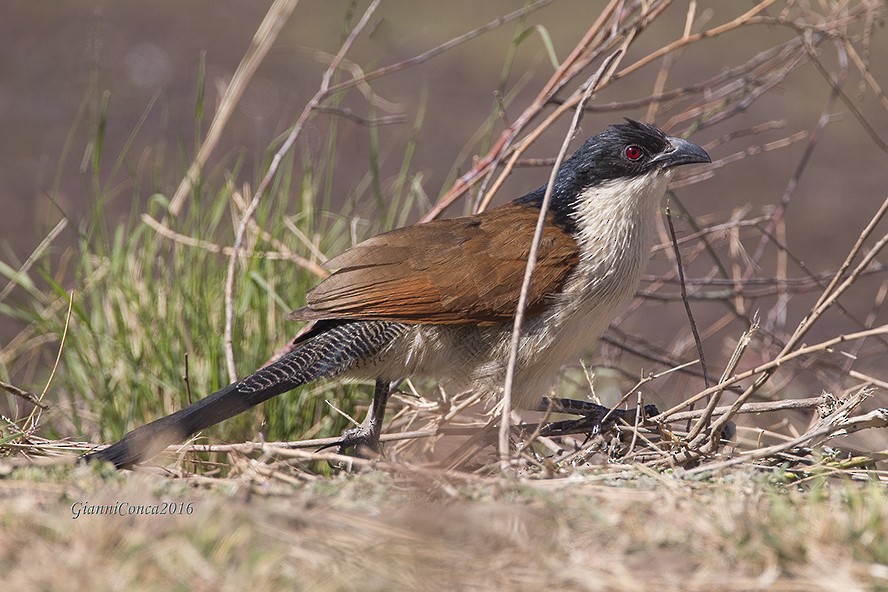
[541,397,658,420]
[535,398,660,438]
[319,423,382,459]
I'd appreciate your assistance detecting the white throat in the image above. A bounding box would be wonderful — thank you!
[528,168,675,375]
[572,168,674,262]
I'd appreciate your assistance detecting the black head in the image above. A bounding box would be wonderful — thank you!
[516,119,710,230]
[562,119,710,184]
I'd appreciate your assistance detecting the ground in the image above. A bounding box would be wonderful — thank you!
[1,456,886,591]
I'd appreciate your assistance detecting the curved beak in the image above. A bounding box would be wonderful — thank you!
[652,136,711,169]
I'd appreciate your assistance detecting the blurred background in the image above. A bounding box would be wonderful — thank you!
[3,2,885,265]
[1,0,886,449]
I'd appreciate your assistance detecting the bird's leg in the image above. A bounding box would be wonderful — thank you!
[535,397,659,437]
[335,378,397,456]
[541,396,659,420]
[539,397,734,443]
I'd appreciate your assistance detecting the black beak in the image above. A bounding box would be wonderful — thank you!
[652,136,711,169]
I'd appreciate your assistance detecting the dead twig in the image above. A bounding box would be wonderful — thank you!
[655,324,888,423]
[422,0,626,221]
[140,213,328,278]
[665,204,710,393]
[666,394,825,424]
[682,388,879,475]
[500,54,619,473]
[0,381,47,410]
[684,320,758,443]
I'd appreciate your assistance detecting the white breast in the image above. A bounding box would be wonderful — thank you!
[356,169,675,410]
[503,169,673,407]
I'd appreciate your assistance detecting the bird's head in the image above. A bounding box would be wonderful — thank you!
[518,120,710,231]
[562,119,711,187]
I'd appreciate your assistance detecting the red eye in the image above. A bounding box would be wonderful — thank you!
[624,145,643,160]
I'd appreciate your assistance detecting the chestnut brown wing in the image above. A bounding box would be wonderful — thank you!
[287,203,579,325]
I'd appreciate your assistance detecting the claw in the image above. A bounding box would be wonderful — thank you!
[317,378,395,460]
[334,424,382,457]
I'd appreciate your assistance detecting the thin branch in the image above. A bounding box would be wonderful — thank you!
[421,0,626,222]
[499,55,619,473]
[780,223,888,362]
[312,106,408,127]
[685,320,756,442]
[324,0,557,98]
[683,388,877,475]
[666,394,825,424]
[654,323,888,422]
[0,381,47,410]
[744,38,848,275]
[812,194,888,317]
[665,205,710,390]
[613,0,781,81]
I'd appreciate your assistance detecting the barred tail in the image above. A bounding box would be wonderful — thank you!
[83,321,406,469]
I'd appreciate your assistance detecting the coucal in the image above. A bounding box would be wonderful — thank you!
[84,120,710,469]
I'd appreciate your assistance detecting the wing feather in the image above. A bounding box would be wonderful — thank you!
[288,203,579,325]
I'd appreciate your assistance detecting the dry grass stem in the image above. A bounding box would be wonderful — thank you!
[221,0,381,381]
[168,0,300,216]
[499,53,620,473]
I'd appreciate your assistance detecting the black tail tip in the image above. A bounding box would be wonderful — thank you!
[80,444,135,470]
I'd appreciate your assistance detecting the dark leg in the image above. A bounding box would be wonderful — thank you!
[533,397,659,438]
[334,378,397,456]
[540,397,658,420]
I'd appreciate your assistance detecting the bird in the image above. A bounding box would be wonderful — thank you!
[83,119,710,469]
